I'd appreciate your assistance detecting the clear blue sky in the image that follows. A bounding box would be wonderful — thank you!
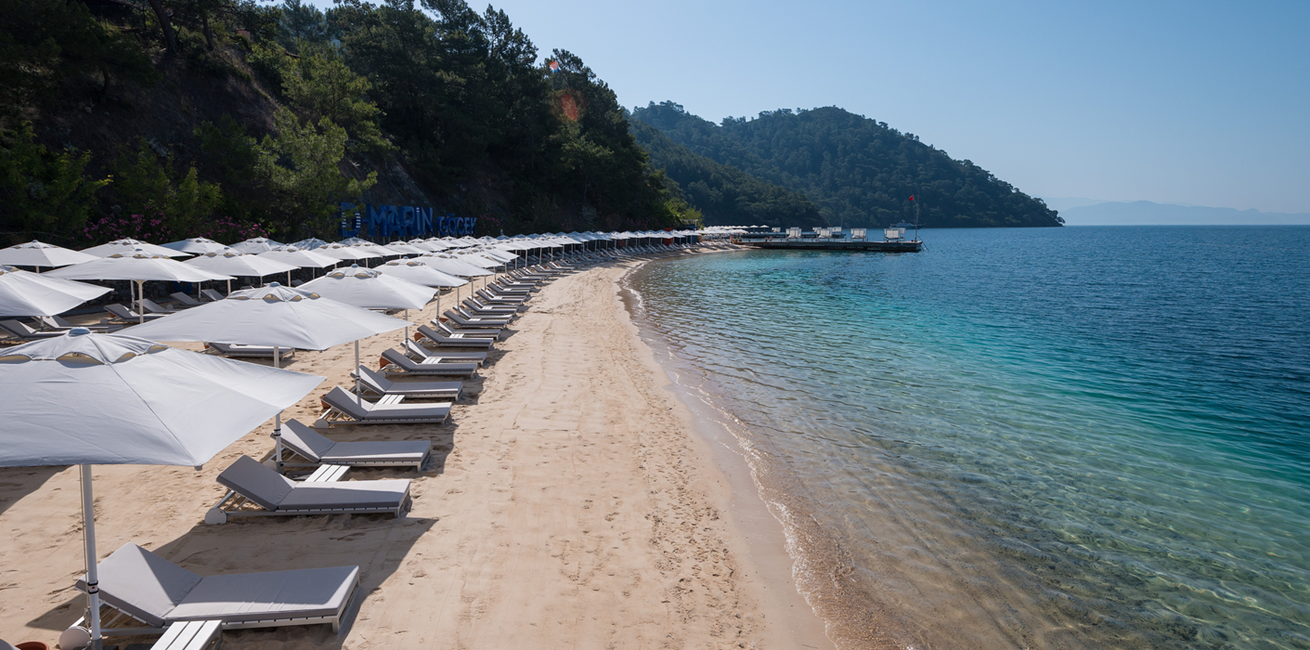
[303,0,1310,214]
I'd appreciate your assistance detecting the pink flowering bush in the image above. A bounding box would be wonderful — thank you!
[84,210,266,245]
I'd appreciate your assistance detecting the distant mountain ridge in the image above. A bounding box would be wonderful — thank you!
[1057,201,1310,226]
[631,102,1062,228]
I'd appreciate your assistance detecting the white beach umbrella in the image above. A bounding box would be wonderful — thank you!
[375,259,467,288]
[81,238,188,259]
[336,238,397,258]
[126,284,408,355]
[352,243,398,258]
[289,237,330,251]
[185,251,300,291]
[0,266,111,317]
[258,245,340,271]
[454,253,502,269]
[300,265,434,311]
[126,284,410,462]
[375,260,466,324]
[406,239,443,253]
[382,242,426,255]
[316,243,380,262]
[478,249,518,264]
[0,240,100,271]
[418,256,495,303]
[420,255,493,278]
[0,329,324,649]
[162,238,231,255]
[46,251,233,324]
[301,266,435,385]
[227,237,284,254]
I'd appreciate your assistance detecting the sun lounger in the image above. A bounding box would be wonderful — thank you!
[200,288,226,302]
[414,324,495,350]
[105,303,167,322]
[209,454,411,523]
[403,339,486,364]
[402,339,487,364]
[453,303,516,320]
[354,365,463,400]
[381,348,480,377]
[0,319,66,340]
[280,418,430,469]
[487,282,532,295]
[317,386,452,425]
[443,309,510,329]
[37,315,119,333]
[207,341,296,361]
[170,292,203,308]
[138,298,179,314]
[74,542,359,635]
[433,320,501,339]
[461,298,523,315]
[475,288,528,304]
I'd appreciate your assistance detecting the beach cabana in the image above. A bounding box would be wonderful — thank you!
[0,329,324,648]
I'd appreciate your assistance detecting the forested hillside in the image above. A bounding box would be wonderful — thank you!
[629,119,825,228]
[632,102,1062,228]
[0,0,695,246]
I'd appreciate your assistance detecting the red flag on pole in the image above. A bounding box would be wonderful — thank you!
[908,195,915,201]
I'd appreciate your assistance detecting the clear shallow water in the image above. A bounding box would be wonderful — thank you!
[627,227,1310,649]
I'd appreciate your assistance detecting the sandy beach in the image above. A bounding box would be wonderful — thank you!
[0,252,832,649]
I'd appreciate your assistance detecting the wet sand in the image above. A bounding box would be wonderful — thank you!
[0,252,832,649]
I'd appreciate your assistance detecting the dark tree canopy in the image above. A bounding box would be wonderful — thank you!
[630,119,825,229]
[632,102,1062,228]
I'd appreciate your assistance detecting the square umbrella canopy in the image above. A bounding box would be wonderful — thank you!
[45,252,234,324]
[80,238,189,259]
[0,240,100,271]
[0,329,325,648]
[121,283,411,463]
[0,265,112,317]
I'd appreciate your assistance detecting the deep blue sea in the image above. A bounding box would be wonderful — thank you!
[626,227,1310,650]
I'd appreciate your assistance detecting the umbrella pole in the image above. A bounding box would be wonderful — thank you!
[80,465,104,650]
[354,341,362,406]
[273,347,283,472]
[136,281,145,325]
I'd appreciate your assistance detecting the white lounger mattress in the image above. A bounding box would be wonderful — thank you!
[83,543,358,627]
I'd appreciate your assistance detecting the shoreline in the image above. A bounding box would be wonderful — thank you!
[0,250,834,649]
[622,255,916,650]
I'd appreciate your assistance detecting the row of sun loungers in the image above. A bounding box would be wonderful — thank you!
[75,256,594,647]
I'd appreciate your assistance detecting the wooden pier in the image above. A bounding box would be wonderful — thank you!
[742,238,923,252]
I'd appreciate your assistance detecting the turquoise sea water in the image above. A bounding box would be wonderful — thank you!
[626,227,1310,650]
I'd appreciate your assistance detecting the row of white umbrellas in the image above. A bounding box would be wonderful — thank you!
[0,226,704,323]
